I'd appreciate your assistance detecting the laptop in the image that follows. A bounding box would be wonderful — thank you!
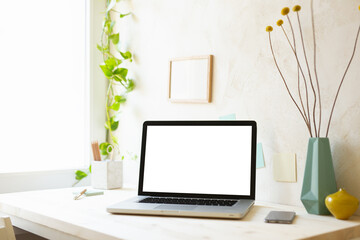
[107,120,257,219]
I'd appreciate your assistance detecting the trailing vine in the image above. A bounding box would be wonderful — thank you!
[73,0,134,185]
[98,0,134,158]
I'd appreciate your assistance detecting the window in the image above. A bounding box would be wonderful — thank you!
[0,0,89,174]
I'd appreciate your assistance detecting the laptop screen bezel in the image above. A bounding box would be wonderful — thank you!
[138,120,257,200]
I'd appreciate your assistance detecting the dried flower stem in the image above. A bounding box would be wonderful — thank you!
[326,25,360,137]
[268,32,312,135]
[282,23,310,129]
[296,12,318,137]
[279,27,315,136]
[296,56,309,127]
[286,15,310,128]
[311,0,322,137]
[286,15,312,136]
[280,26,311,131]
[280,26,313,136]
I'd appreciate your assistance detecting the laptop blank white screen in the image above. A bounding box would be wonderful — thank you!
[142,125,253,196]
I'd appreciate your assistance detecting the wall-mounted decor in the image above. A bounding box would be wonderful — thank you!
[272,153,296,182]
[169,55,213,103]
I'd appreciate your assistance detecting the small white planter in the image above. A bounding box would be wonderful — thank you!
[91,160,123,190]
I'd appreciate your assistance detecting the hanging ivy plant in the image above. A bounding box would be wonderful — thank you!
[98,0,134,157]
[73,0,134,185]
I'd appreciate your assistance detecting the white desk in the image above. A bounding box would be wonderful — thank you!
[1,187,360,240]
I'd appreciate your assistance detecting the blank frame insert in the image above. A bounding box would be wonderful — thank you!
[169,55,213,103]
[273,153,297,182]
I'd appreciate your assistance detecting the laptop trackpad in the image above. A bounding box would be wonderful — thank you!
[154,205,196,211]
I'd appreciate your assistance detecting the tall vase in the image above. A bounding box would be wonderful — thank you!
[301,138,337,215]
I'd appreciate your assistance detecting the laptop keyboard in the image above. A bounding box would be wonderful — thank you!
[139,197,237,206]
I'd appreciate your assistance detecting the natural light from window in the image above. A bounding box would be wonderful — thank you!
[0,0,88,173]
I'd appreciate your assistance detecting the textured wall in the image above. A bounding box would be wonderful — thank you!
[113,0,360,213]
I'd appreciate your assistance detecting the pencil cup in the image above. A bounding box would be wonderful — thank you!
[91,160,123,190]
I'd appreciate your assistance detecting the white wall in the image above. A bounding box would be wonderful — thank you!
[114,0,360,213]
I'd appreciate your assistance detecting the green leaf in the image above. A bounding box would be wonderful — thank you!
[114,58,122,66]
[97,44,103,52]
[98,45,109,54]
[114,95,126,103]
[120,12,131,18]
[110,94,126,110]
[89,165,92,173]
[110,102,120,111]
[99,142,114,155]
[99,142,110,155]
[104,19,112,34]
[121,155,125,160]
[113,69,128,83]
[113,68,128,78]
[105,58,117,71]
[105,117,119,131]
[106,0,116,12]
[113,75,122,82]
[99,142,108,151]
[97,44,109,53]
[126,79,135,92]
[100,65,113,78]
[75,170,88,180]
[107,145,113,153]
[111,119,119,131]
[110,33,119,45]
[120,51,132,60]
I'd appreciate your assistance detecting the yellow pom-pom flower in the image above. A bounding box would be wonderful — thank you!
[293,5,301,12]
[277,19,284,26]
[281,7,290,15]
[266,26,273,32]
[358,5,360,11]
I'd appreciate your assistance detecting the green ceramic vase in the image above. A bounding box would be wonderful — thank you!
[301,138,337,215]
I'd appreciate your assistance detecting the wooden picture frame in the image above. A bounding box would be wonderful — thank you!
[169,55,213,103]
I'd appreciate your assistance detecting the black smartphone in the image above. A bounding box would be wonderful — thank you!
[264,211,296,224]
